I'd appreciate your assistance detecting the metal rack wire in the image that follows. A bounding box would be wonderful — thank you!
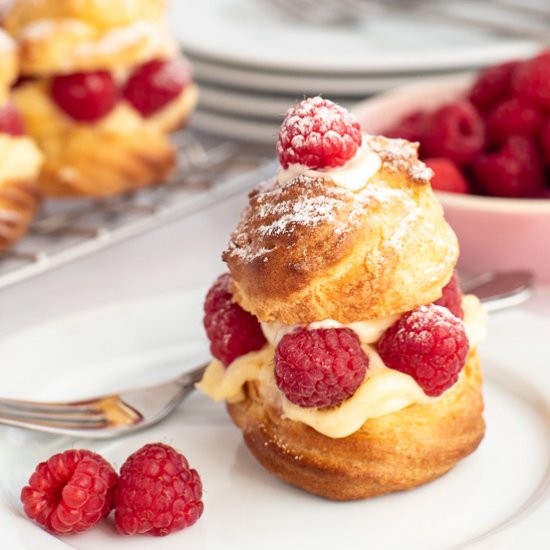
[0,131,276,291]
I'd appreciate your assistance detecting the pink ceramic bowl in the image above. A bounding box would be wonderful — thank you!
[353,75,550,282]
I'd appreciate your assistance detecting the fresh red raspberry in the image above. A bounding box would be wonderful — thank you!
[383,110,430,143]
[472,135,545,198]
[114,443,203,536]
[203,273,266,366]
[468,61,518,113]
[123,57,192,117]
[434,271,464,319]
[277,96,362,169]
[378,305,469,397]
[424,158,469,194]
[51,70,118,122]
[0,103,25,136]
[485,98,544,146]
[539,118,550,166]
[421,100,485,165]
[274,327,369,408]
[20,449,117,535]
[512,51,550,111]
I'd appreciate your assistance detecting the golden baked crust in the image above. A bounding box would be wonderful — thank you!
[37,127,175,197]
[5,0,174,74]
[5,0,166,32]
[224,136,458,324]
[0,31,18,102]
[0,179,41,251]
[227,348,484,501]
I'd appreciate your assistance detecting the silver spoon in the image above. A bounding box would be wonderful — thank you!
[461,271,534,313]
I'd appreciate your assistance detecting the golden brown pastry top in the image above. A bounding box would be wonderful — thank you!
[4,0,175,74]
[0,30,18,100]
[224,135,458,325]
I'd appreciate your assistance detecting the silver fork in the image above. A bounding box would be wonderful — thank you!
[0,364,206,439]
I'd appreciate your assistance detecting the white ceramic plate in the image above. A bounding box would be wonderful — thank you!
[169,0,539,74]
[1,289,550,549]
[191,110,280,143]
[189,56,445,97]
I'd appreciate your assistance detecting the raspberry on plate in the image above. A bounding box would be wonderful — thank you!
[485,98,543,146]
[434,270,464,319]
[472,135,545,198]
[114,443,203,536]
[51,70,118,122]
[512,51,550,111]
[421,100,485,165]
[468,61,518,113]
[204,273,267,366]
[539,118,550,166]
[0,103,25,136]
[424,158,469,194]
[123,57,193,117]
[274,327,369,408]
[378,305,469,397]
[277,96,362,170]
[20,449,117,535]
[383,110,430,143]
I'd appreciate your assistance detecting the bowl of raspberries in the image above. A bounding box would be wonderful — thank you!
[353,49,550,280]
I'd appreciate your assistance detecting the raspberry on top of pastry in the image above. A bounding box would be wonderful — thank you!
[5,0,198,197]
[198,97,486,501]
[0,29,43,251]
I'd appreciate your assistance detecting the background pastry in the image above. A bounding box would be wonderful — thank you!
[5,0,198,197]
[199,97,486,500]
[0,29,43,251]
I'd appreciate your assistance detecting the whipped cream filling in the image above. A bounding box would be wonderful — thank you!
[277,134,382,192]
[0,134,43,182]
[198,296,487,439]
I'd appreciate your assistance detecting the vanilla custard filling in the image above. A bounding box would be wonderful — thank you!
[197,295,487,439]
[277,134,382,192]
[0,134,43,182]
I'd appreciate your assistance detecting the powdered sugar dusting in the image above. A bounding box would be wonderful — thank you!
[226,176,362,263]
[368,135,432,184]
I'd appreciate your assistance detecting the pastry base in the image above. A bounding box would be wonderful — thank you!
[0,179,41,251]
[227,349,485,501]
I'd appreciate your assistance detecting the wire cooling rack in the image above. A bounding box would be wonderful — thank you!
[0,131,276,291]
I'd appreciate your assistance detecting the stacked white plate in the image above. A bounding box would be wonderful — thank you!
[169,0,540,143]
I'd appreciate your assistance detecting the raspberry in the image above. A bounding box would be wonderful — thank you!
[468,61,518,113]
[123,57,192,117]
[114,443,203,536]
[0,103,25,136]
[383,110,430,143]
[472,135,545,198]
[378,305,469,397]
[203,273,266,366]
[421,100,485,165]
[512,51,550,111]
[20,449,117,535]
[274,327,369,408]
[434,271,464,319]
[485,98,544,146]
[277,96,362,169]
[51,70,118,122]
[424,158,469,194]
[539,118,550,165]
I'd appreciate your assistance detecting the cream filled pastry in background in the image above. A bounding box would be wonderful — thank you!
[199,97,486,501]
[0,29,43,251]
[5,0,198,197]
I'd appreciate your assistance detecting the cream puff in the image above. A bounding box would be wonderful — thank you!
[5,0,198,197]
[0,29,42,251]
[198,97,486,500]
